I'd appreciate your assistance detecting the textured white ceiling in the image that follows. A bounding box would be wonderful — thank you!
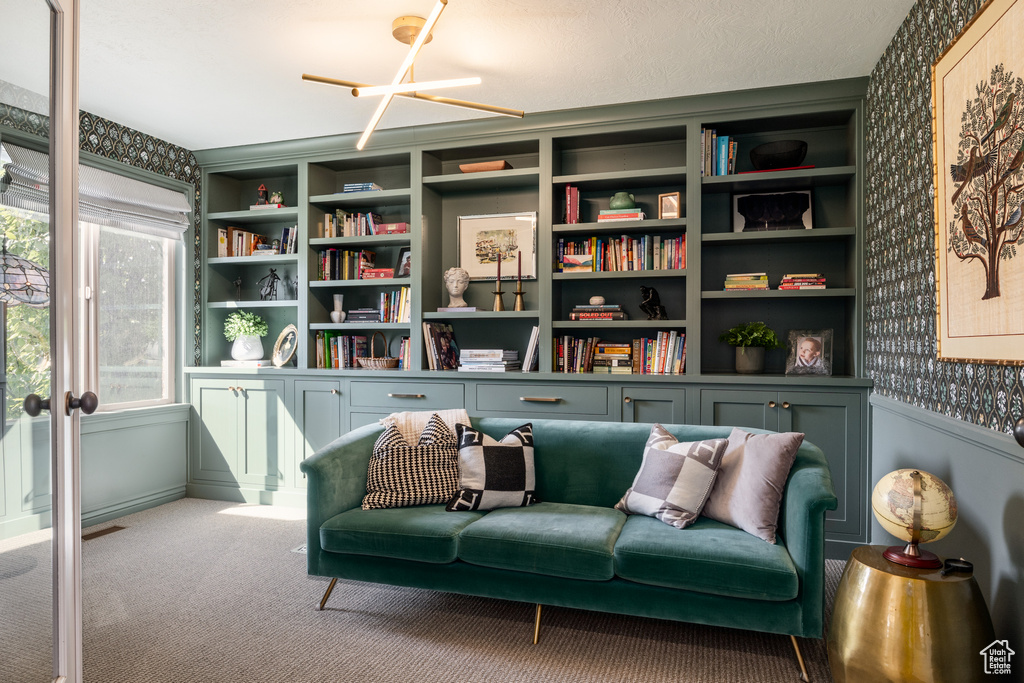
[2,0,914,152]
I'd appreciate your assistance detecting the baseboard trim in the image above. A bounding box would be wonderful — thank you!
[83,487,187,528]
[186,482,307,508]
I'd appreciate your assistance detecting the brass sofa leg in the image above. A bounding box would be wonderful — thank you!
[533,604,542,644]
[319,577,338,611]
[790,635,810,682]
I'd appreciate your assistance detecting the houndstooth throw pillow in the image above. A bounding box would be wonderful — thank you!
[615,424,728,529]
[446,423,538,511]
[362,413,459,510]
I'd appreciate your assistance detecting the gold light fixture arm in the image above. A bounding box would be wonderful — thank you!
[302,74,524,119]
[357,0,447,150]
[352,76,481,97]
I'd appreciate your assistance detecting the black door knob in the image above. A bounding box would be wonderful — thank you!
[24,394,50,417]
[66,391,99,415]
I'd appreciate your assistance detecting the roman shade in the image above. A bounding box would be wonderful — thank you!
[0,141,191,240]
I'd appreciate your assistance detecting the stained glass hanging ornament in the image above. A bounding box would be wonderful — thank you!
[0,239,50,307]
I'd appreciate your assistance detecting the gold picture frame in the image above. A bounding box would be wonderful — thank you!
[658,192,681,220]
[933,0,1024,364]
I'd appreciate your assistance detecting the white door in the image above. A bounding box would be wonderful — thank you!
[0,1,85,682]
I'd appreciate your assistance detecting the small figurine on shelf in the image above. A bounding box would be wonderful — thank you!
[258,268,280,301]
[256,184,268,206]
[233,277,243,300]
[269,190,284,206]
[639,285,668,320]
[443,267,470,308]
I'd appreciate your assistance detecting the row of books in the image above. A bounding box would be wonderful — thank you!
[553,333,685,374]
[317,248,375,281]
[343,182,383,192]
[569,304,625,320]
[320,208,408,238]
[458,349,520,372]
[557,235,685,272]
[779,273,826,290]
[724,271,769,290]
[597,209,645,222]
[217,225,297,257]
[723,272,828,290]
[339,288,411,324]
[563,185,581,224]
[422,321,461,370]
[314,331,413,369]
[700,128,738,176]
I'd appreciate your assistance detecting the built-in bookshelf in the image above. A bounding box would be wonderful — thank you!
[197,84,862,380]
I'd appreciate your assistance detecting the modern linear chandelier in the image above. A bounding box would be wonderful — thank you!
[302,0,524,150]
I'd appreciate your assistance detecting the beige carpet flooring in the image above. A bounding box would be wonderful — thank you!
[1,498,844,682]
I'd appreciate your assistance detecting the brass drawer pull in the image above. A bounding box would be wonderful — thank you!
[331,389,339,395]
[782,401,791,409]
[388,393,426,399]
[624,396,632,403]
[520,397,562,403]
[768,400,777,408]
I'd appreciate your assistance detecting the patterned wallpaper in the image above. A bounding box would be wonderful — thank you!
[864,0,1024,433]
[0,101,203,366]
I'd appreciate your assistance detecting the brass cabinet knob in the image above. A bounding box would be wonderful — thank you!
[782,401,791,409]
[331,389,339,395]
[768,400,777,408]
[624,397,632,403]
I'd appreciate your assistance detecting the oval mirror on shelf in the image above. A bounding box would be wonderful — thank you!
[272,324,298,367]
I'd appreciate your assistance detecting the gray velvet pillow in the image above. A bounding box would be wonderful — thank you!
[701,428,804,543]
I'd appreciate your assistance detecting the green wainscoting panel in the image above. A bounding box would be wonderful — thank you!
[620,386,687,423]
[293,379,343,487]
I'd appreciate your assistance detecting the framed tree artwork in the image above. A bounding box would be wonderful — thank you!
[933,0,1024,363]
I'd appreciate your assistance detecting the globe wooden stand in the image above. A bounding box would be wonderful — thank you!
[828,545,994,683]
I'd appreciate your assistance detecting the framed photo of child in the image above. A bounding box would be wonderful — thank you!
[784,329,833,376]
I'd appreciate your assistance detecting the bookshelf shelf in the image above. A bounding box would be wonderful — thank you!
[208,207,299,224]
[309,188,412,207]
[309,235,411,248]
[209,254,299,266]
[553,218,688,234]
[701,288,856,299]
[701,227,855,243]
[207,300,298,309]
[423,310,539,320]
[423,168,540,192]
[309,279,411,288]
[310,322,411,331]
[552,269,685,280]
[552,319,688,330]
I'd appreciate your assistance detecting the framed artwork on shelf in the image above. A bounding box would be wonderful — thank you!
[394,246,412,277]
[732,190,812,232]
[933,0,1024,364]
[457,211,537,281]
[784,329,833,376]
[658,192,681,219]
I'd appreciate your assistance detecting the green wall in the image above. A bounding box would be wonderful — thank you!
[865,0,1024,646]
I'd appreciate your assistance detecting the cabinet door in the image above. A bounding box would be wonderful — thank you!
[236,379,287,488]
[294,380,343,486]
[778,391,864,539]
[191,379,243,484]
[621,387,687,424]
[699,389,780,430]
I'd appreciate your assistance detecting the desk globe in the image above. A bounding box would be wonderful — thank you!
[870,468,957,568]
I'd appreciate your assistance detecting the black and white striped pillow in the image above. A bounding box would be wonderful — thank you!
[362,413,459,510]
[446,423,538,511]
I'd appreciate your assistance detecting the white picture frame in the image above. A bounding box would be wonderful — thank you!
[457,211,537,280]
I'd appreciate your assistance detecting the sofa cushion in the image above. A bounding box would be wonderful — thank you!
[614,424,728,529]
[362,413,459,510]
[321,505,484,564]
[447,423,538,511]
[702,428,804,543]
[613,515,799,601]
[457,502,626,580]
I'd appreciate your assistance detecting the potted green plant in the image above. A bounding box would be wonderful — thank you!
[718,321,783,374]
[224,310,269,361]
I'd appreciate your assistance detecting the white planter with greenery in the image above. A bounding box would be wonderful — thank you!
[224,310,268,361]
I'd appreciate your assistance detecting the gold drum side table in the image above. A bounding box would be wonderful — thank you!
[827,545,995,683]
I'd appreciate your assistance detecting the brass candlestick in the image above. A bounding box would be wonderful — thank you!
[513,280,525,311]
[492,281,506,311]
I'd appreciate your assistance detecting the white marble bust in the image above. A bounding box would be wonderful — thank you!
[443,267,470,308]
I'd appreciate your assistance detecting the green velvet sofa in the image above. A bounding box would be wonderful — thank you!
[301,418,837,656]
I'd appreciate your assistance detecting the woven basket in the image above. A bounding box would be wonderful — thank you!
[357,331,399,369]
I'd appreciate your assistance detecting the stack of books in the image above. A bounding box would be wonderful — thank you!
[569,304,625,321]
[317,249,375,281]
[778,273,826,290]
[554,336,599,373]
[592,341,632,374]
[564,185,580,224]
[723,272,769,290]
[345,308,382,323]
[557,235,684,272]
[422,322,460,370]
[521,326,540,373]
[324,210,383,238]
[343,182,383,192]
[597,208,645,222]
[458,349,520,372]
[699,128,738,176]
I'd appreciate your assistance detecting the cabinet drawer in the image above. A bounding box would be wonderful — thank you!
[349,381,465,408]
[475,383,608,416]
